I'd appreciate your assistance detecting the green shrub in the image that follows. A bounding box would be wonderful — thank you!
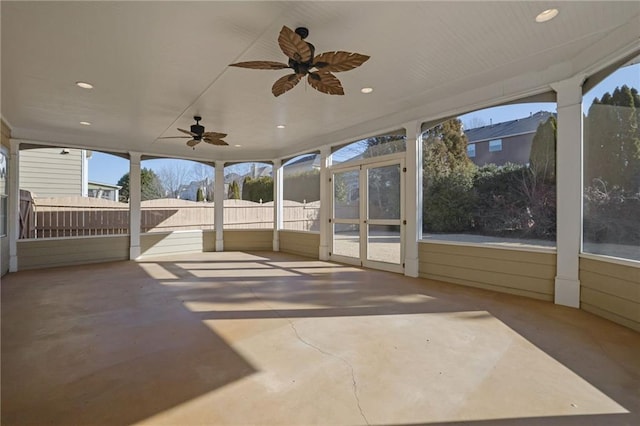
[283,170,320,202]
[584,181,640,245]
[242,176,273,202]
[423,170,475,233]
[471,164,530,236]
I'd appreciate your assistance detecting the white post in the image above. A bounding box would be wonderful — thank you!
[273,159,282,251]
[318,147,332,260]
[128,152,141,260]
[8,140,20,272]
[551,74,585,308]
[81,149,89,197]
[214,161,225,251]
[404,120,421,277]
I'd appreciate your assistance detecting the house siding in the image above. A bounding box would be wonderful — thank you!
[279,230,319,259]
[419,242,556,301]
[470,133,533,167]
[224,230,272,251]
[19,148,83,197]
[140,230,215,257]
[580,257,640,332]
[17,235,129,270]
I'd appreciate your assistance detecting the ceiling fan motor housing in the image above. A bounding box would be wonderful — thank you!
[191,115,204,139]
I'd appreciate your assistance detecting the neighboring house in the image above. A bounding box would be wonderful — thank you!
[464,111,555,167]
[283,154,320,176]
[88,181,121,201]
[177,178,211,201]
[248,163,272,179]
[19,147,90,197]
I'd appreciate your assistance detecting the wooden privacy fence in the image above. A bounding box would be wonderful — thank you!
[19,195,321,239]
[25,196,129,238]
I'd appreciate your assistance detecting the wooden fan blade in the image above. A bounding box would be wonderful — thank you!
[313,51,370,72]
[278,26,312,63]
[203,138,229,146]
[178,128,197,137]
[157,136,192,139]
[186,139,200,148]
[203,132,228,139]
[272,73,302,97]
[229,61,289,70]
[307,72,344,95]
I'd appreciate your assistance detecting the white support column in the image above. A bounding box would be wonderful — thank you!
[273,159,283,251]
[404,120,422,277]
[214,161,225,251]
[81,149,89,197]
[551,74,586,308]
[128,152,141,260]
[8,140,20,272]
[318,147,332,260]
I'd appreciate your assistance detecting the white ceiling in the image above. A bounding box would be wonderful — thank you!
[2,1,639,162]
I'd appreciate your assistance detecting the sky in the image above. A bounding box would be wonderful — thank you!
[89,63,639,186]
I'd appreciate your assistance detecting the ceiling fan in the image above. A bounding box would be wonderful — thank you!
[229,26,370,97]
[158,116,228,149]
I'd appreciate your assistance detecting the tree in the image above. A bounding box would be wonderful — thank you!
[361,135,406,158]
[361,135,405,219]
[422,118,474,182]
[584,85,640,191]
[583,85,640,247]
[529,116,557,182]
[158,163,191,198]
[191,163,214,201]
[334,173,348,203]
[422,118,476,232]
[463,116,488,130]
[227,181,240,199]
[117,168,164,202]
[196,187,205,202]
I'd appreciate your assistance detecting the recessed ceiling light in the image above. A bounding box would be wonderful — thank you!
[361,87,373,94]
[80,121,91,126]
[536,9,558,23]
[276,125,286,129]
[234,144,242,147]
[76,81,93,89]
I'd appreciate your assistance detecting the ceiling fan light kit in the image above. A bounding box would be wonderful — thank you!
[229,25,369,97]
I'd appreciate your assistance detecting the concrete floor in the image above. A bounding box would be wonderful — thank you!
[1,251,639,425]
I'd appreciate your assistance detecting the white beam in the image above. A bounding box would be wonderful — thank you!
[551,74,586,308]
